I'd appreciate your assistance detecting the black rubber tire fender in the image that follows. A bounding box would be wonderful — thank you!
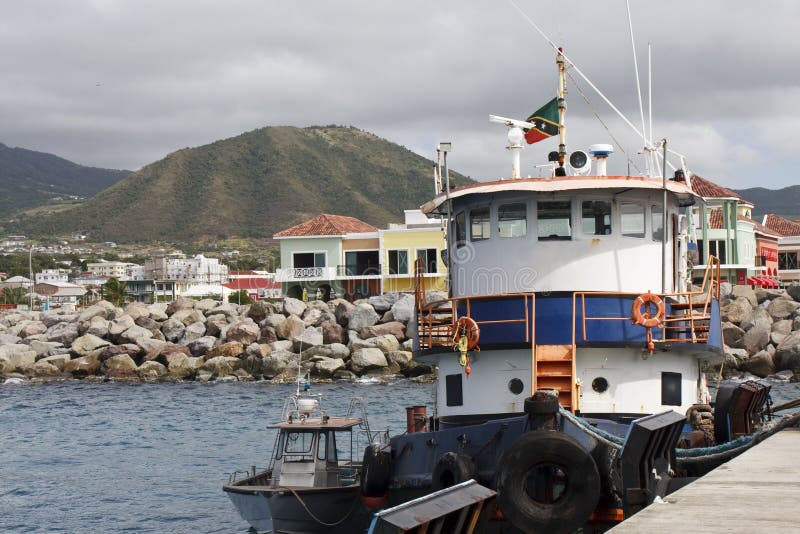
[493,430,600,534]
[431,452,476,490]
[360,443,391,497]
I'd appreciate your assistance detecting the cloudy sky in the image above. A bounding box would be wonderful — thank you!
[1,1,798,189]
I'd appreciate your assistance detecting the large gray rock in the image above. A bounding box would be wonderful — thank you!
[360,321,406,342]
[348,303,379,331]
[77,301,115,323]
[39,353,71,371]
[83,316,109,338]
[0,333,22,346]
[138,360,167,380]
[71,334,111,356]
[262,350,296,378]
[135,316,164,339]
[194,299,220,313]
[722,322,746,349]
[102,354,139,375]
[64,353,101,376]
[186,336,217,357]
[259,325,278,344]
[368,294,396,313]
[269,340,294,352]
[773,319,794,335]
[225,320,260,345]
[28,340,64,357]
[302,308,324,327]
[741,307,772,332]
[179,321,207,344]
[206,302,239,319]
[771,332,788,347]
[41,312,77,328]
[386,350,413,370]
[166,297,195,316]
[786,284,800,302]
[202,356,241,376]
[147,303,169,321]
[108,315,136,341]
[16,321,47,338]
[263,313,286,329]
[124,302,151,321]
[321,320,345,344]
[275,315,305,341]
[755,288,785,304]
[740,350,776,377]
[160,318,186,343]
[283,297,307,317]
[246,300,274,323]
[743,323,770,355]
[204,314,229,338]
[171,308,206,326]
[390,294,415,323]
[119,325,154,344]
[31,359,62,377]
[167,353,201,379]
[775,331,800,372]
[722,298,754,326]
[731,285,758,307]
[292,327,323,352]
[333,300,355,327]
[767,298,800,321]
[350,347,388,373]
[46,322,80,345]
[96,344,143,363]
[206,341,244,358]
[313,357,345,377]
[719,282,733,299]
[0,346,36,373]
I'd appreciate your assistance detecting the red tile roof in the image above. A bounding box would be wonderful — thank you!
[708,208,723,229]
[762,214,800,237]
[741,216,779,238]
[222,278,281,290]
[707,209,780,236]
[274,214,378,238]
[685,175,753,206]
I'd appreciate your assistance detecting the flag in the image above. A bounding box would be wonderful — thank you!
[524,97,560,144]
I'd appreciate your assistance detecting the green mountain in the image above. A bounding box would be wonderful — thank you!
[5,126,470,243]
[0,142,130,216]
[733,185,800,221]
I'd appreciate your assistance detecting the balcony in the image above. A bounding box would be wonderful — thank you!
[275,267,338,282]
[336,264,383,279]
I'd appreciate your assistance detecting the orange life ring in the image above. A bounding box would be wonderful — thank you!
[454,316,480,351]
[631,292,665,328]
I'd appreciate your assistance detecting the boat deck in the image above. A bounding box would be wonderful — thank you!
[610,427,800,532]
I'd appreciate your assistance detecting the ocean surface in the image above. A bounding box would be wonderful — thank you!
[1,378,798,534]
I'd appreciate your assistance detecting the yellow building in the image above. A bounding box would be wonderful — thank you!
[380,210,447,293]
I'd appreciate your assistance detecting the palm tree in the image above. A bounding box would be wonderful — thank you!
[2,287,26,305]
[102,277,128,306]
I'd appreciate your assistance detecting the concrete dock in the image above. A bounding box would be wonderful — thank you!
[610,427,800,532]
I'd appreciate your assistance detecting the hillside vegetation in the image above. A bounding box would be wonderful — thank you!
[733,185,800,221]
[6,126,469,243]
[0,142,130,217]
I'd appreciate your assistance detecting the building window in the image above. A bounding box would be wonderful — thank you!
[293,252,326,268]
[499,203,527,237]
[417,248,438,273]
[470,207,491,241]
[388,250,409,275]
[454,211,466,248]
[537,201,571,241]
[344,250,380,276]
[582,200,612,235]
[652,205,664,240]
[779,252,798,270]
[620,203,645,238]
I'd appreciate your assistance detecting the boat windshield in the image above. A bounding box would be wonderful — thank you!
[282,431,315,462]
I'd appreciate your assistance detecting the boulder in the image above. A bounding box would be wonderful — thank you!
[186,336,217,357]
[349,347,388,373]
[321,320,345,345]
[263,313,286,329]
[795,316,800,331]
[138,361,167,380]
[167,353,201,379]
[136,338,168,355]
[204,314,230,337]
[171,308,206,326]
[390,294,415,323]
[269,340,294,352]
[775,331,800,373]
[771,332,788,346]
[786,284,800,302]
[82,316,109,338]
[135,316,163,338]
[386,350,413,370]
[119,325,154,345]
[275,315,305,341]
[194,299,220,313]
[77,301,115,323]
[755,288,785,304]
[292,327,323,352]
[0,347,36,373]
[160,318,186,342]
[206,341,244,358]
[0,333,22,346]
[283,297,307,317]
[302,308,324,327]
[740,350,776,378]
[246,343,271,359]
[180,321,208,344]
[246,300,275,323]
[314,357,345,377]
[721,322,745,349]
[143,343,192,366]
[108,315,136,341]
[742,323,770,355]
[772,319,794,335]
[96,344,143,363]
[16,321,47,338]
[71,334,111,356]
[767,298,800,321]
[731,285,757,307]
[259,326,278,344]
[166,297,195,316]
[202,356,241,376]
[206,302,239,319]
[722,298,753,326]
[46,322,80,345]
[360,321,406,342]
[39,353,71,371]
[41,312,77,328]
[64,353,101,376]
[262,350,296,378]
[147,303,169,321]
[380,310,395,323]
[368,294,396,313]
[719,282,733,299]
[27,340,63,356]
[333,300,355,327]
[741,307,772,332]
[348,303,379,331]
[102,354,139,375]
[123,302,151,321]
[31,359,62,377]
[225,320,260,345]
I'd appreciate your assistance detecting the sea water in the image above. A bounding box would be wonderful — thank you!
[1,378,798,533]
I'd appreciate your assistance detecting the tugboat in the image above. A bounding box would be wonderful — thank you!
[223,371,386,533]
[355,50,800,534]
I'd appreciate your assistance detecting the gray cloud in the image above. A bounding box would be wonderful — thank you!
[0,1,797,189]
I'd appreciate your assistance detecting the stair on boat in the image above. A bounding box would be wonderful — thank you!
[535,344,575,411]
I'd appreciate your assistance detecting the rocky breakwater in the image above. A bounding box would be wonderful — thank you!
[0,292,438,384]
[716,283,800,382]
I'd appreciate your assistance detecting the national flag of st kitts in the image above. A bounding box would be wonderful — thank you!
[524,97,560,144]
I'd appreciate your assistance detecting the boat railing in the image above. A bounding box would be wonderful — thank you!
[227,466,271,485]
[573,256,721,345]
[416,292,535,349]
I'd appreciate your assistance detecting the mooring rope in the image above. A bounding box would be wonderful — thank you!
[286,486,361,527]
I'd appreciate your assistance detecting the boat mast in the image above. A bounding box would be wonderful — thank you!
[556,48,567,175]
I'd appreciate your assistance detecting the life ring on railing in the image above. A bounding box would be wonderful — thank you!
[631,292,665,328]
[453,316,480,351]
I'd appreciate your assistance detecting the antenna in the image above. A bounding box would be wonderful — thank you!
[489,115,534,179]
[626,0,650,176]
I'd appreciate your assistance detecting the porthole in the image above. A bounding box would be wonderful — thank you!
[591,377,609,393]
[508,378,524,395]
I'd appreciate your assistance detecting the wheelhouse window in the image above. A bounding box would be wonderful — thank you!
[582,200,612,236]
[620,203,645,238]
[417,248,438,273]
[651,205,664,240]
[454,211,466,248]
[283,431,315,462]
[499,203,527,237]
[537,201,571,241]
[470,207,491,241]
[387,250,409,275]
[293,252,326,268]
[779,252,798,270]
